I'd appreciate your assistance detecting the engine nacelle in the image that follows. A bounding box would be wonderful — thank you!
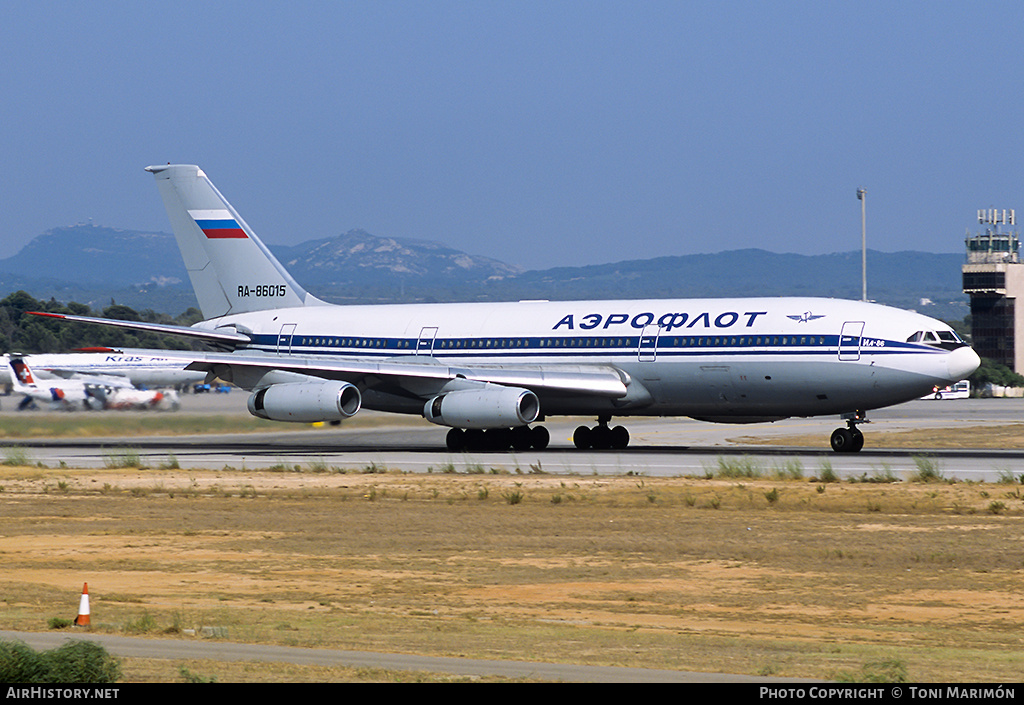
[247,381,361,423]
[423,386,540,429]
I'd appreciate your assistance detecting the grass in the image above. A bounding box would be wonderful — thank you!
[0,409,430,440]
[2,467,1024,683]
[103,447,146,469]
[911,454,944,482]
[0,414,269,439]
[1,407,1023,682]
[1,445,32,466]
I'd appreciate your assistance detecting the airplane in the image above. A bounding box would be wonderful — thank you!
[0,349,207,390]
[30,164,981,452]
[8,357,180,411]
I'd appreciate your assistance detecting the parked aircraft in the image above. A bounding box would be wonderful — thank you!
[9,357,179,411]
[0,350,206,390]
[31,165,980,451]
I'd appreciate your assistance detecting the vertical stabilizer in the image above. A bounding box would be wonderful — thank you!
[144,165,322,319]
[9,358,36,391]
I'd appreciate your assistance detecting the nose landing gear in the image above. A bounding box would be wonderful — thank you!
[831,411,867,453]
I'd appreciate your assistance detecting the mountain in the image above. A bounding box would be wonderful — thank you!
[0,224,970,319]
[277,229,521,285]
[0,225,187,287]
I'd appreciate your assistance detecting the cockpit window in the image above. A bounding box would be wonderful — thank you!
[907,330,965,349]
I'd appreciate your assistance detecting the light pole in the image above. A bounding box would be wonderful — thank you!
[857,188,866,301]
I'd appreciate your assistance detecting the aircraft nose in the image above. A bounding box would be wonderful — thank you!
[947,346,981,381]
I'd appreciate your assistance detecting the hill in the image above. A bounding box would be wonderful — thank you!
[0,224,969,319]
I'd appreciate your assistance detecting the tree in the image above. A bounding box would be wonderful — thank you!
[969,358,1024,389]
[0,290,202,354]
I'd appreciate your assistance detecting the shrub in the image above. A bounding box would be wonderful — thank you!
[714,456,762,478]
[1,446,31,467]
[817,460,839,483]
[0,639,121,683]
[43,641,122,683]
[836,657,908,683]
[0,640,48,682]
[911,455,944,483]
[502,489,524,505]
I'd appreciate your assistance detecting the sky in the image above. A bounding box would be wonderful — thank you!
[2,1,1024,271]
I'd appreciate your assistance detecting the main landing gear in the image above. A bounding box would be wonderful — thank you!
[446,425,550,452]
[573,415,630,450]
[830,411,867,453]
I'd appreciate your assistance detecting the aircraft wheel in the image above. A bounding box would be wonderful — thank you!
[530,425,550,450]
[573,425,592,450]
[464,429,486,451]
[590,425,612,450]
[487,428,512,451]
[510,426,533,451]
[610,425,630,450]
[446,428,466,452]
[830,428,855,453]
[850,429,864,453]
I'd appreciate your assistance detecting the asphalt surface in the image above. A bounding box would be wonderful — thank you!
[0,629,809,683]
[6,393,1024,481]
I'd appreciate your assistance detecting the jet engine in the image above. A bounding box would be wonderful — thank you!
[423,386,540,429]
[247,381,361,422]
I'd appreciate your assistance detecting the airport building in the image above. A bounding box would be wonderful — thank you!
[962,209,1024,372]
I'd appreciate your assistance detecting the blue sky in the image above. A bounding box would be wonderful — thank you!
[2,1,1023,271]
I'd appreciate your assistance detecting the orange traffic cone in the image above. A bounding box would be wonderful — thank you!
[73,583,90,627]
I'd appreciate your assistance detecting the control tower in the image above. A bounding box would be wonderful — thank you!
[962,209,1024,372]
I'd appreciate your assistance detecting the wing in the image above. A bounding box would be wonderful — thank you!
[28,312,631,401]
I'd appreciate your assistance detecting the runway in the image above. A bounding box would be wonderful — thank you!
[7,394,1024,482]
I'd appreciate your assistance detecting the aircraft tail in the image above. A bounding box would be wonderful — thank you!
[9,358,37,391]
[144,165,324,319]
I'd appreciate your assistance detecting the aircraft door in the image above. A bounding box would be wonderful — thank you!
[839,321,864,361]
[277,324,296,355]
[417,327,439,356]
[637,324,661,362]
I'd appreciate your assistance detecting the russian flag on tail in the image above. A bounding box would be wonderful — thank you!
[188,209,248,239]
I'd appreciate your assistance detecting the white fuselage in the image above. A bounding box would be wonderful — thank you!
[0,351,204,390]
[197,295,977,423]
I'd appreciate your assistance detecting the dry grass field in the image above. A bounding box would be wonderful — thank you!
[2,460,1023,682]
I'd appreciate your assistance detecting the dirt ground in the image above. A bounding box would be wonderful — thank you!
[2,466,1023,682]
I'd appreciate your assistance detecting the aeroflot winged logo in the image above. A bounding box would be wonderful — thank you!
[787,312,826,323]
[188,209,248,239]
